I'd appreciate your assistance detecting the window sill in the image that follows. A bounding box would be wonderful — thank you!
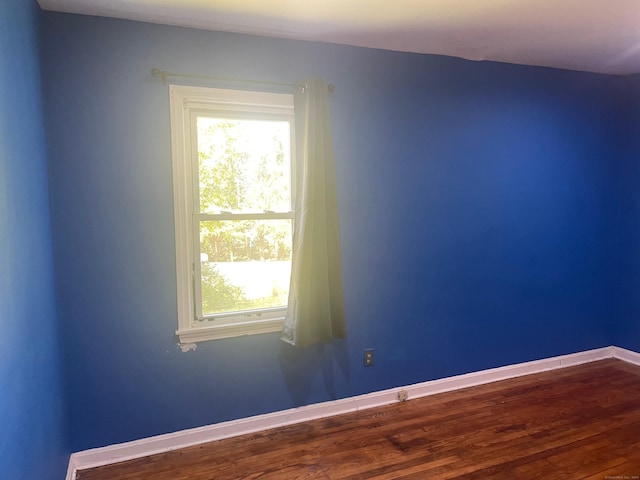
[176,317,283,351]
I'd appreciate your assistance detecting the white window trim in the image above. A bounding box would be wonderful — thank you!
[169,85,295,347]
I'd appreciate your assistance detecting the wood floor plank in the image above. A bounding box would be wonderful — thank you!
[76,358,640,480]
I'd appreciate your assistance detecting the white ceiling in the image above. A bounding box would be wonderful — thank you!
[38,0,640,75]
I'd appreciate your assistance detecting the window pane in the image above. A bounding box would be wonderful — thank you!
[197,117,291,214]
[199,219,292,316]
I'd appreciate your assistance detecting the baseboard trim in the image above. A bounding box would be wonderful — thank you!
[611,346,640,366]
[67,345,636,479]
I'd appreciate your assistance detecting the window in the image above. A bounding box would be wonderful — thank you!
[169,85,295,346]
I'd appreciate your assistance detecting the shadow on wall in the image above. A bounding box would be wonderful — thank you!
[278,339,351,406]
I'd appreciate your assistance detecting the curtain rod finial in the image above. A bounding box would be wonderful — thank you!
[151,68,167,85]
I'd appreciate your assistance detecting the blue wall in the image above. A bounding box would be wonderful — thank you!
[614,75,640,351]
[41,12,630,452]
[0,1,68,478]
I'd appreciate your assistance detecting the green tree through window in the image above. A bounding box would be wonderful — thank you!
[196,118,293,316]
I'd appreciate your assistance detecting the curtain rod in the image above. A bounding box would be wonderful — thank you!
[150,68,335,92]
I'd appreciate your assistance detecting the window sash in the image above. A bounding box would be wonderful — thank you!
[190,110,296,215]
[192,216,294,323]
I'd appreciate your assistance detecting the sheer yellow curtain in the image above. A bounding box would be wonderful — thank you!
[281,79,346,347]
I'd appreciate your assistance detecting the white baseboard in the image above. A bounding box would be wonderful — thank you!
[66,345,636,480]
[611,346,640,366]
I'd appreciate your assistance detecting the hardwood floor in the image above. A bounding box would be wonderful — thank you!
[76,359,640,479]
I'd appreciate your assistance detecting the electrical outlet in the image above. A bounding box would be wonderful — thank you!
[364,349,374,366]
[397,389,409,402]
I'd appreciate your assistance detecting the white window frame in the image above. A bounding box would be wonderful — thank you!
[169,85,295,347]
